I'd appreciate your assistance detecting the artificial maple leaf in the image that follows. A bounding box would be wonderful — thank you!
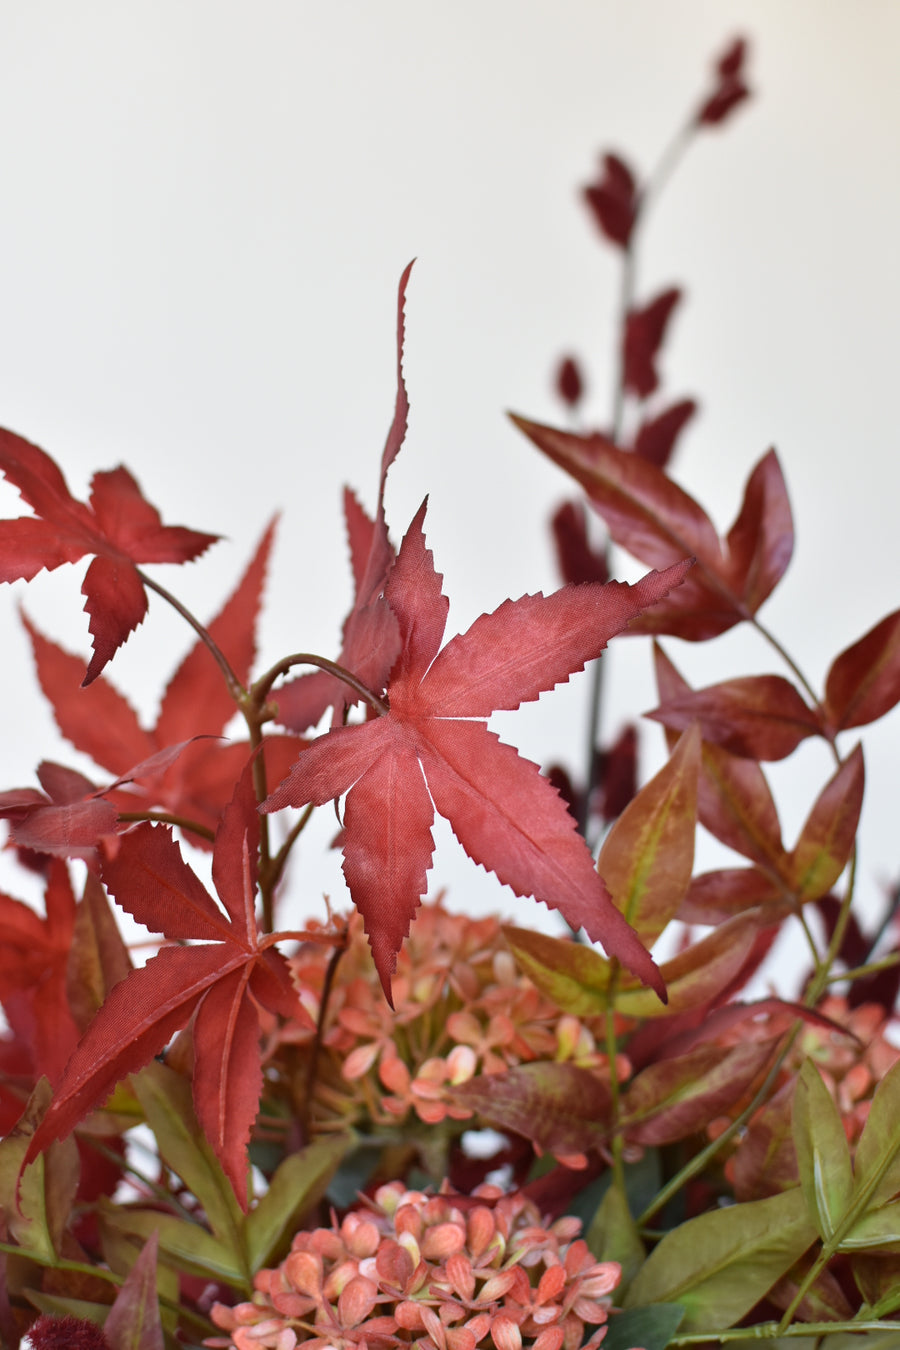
[22,519,299,845]
[24,764,310,1205]
[274,262,415,733]
[265,500,691,1001]
[0,861,79,1082]
[0,430,219,683]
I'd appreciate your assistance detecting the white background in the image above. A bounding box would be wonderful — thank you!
[0,3,898,986]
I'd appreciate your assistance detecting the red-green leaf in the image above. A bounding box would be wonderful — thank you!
[615,911,763,1019]
[680,867,785,924]
[597,724,699,945]
[102,1231,164,1350]
[450,1063,610,1157]
[789,744,864,902]
[622,1038,777,1146]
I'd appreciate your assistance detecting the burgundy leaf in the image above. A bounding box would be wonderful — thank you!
[633,399,697,469]
[582,152,638,248]
[823,608,900,733]
[555,356,585,407]
[648,674,821,761]
[622,288,681,399]
[551,500,609,587]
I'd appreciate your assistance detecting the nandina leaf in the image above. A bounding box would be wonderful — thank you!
[823,608,900,733]
[622,1039,777,1146]
[633,399,697,469]
[24,765,304,1205]
[554,355,585,407]
[648,675,820,761]
[697,37,751,127]
[793,1060,854,1241]
[0,431,218,681]
[595,722,638,821]
[551,500,609,587]
[511,417,793,639]
[502,925,611,1017]
[582,152,638,248]
[731,1081,797,1201]
[596,724,699,946]
[614,911,763,1019]
[450,1063,610,1156]
[653,645,788,875]
[274,264,415,732]
[851,1059,900,1214]
[102,1230,164,1350]
[623,1188,816,1333]
[623,289,681,398]
[679,867,784,924]
[789,744,864,902]
[244,1134,353,1273]
[265,501,691,999]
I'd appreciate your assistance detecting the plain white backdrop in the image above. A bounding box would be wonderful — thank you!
[0,3,898,984]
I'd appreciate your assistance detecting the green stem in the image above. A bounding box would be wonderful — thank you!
[604,963,628,1201]
[670,1320,900,1344]
[824,950,900,986]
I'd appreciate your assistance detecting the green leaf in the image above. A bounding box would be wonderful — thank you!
[854,1059,900,1213]
[602,1304,684,1350]
[793,1059,854,1240]
[103,1231,164,1350]
[584,1183,645,1292]
[99,1202,248,1288]
[597,724,699,945]
[841,1201,900,1252]
[502,925,611,1015]
[244,1133,353,1272]
[0,1079,79,1259]
[623,1187,818,1333]
[130,1061,244,1253]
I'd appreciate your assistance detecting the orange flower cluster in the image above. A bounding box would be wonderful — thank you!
[269,904,625,1145]
[208,1183,632,1350]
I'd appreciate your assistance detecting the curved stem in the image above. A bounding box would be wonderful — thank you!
[749,612,824,722]
[252,653,389,717]
[267,803,315,895]
[138,570,244,701]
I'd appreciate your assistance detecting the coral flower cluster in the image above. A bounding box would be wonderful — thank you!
[268,903,626,1148]
[208,1183,632,1350]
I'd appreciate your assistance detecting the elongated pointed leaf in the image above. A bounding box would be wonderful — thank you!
[103,1231,164,1350]
[623,1039,776,1145]
[623,1188,817,1332]
[824,609,900,733]
[585,1183,646,1291]
[130,1062,244,1250]
[244,1134,353,1273]
[790,745,864,901]
[502,925,611,1016]
[597,725,699,945]
[853,1059,900,1213]
[66,873,133,1034]
[601,1305,685,1350]
[648,675,820,761]
[841,1202,900,1253]
[614,910,762,1018]
[793,1060,854,1240]
[99,1202,246,1286]
[679,867,784,924]
[450,1063,611,1156]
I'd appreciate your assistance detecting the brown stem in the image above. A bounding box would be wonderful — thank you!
[116,810,215,842]
[252,652,389,717]
[138,570,244,702]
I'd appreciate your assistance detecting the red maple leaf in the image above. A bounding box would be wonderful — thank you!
[24,765,311,1204]
[0,430,218,683]
[265,501,691,1001]
[274,262,415,733]
[22,520,299,845]
[0,861,79,1083]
